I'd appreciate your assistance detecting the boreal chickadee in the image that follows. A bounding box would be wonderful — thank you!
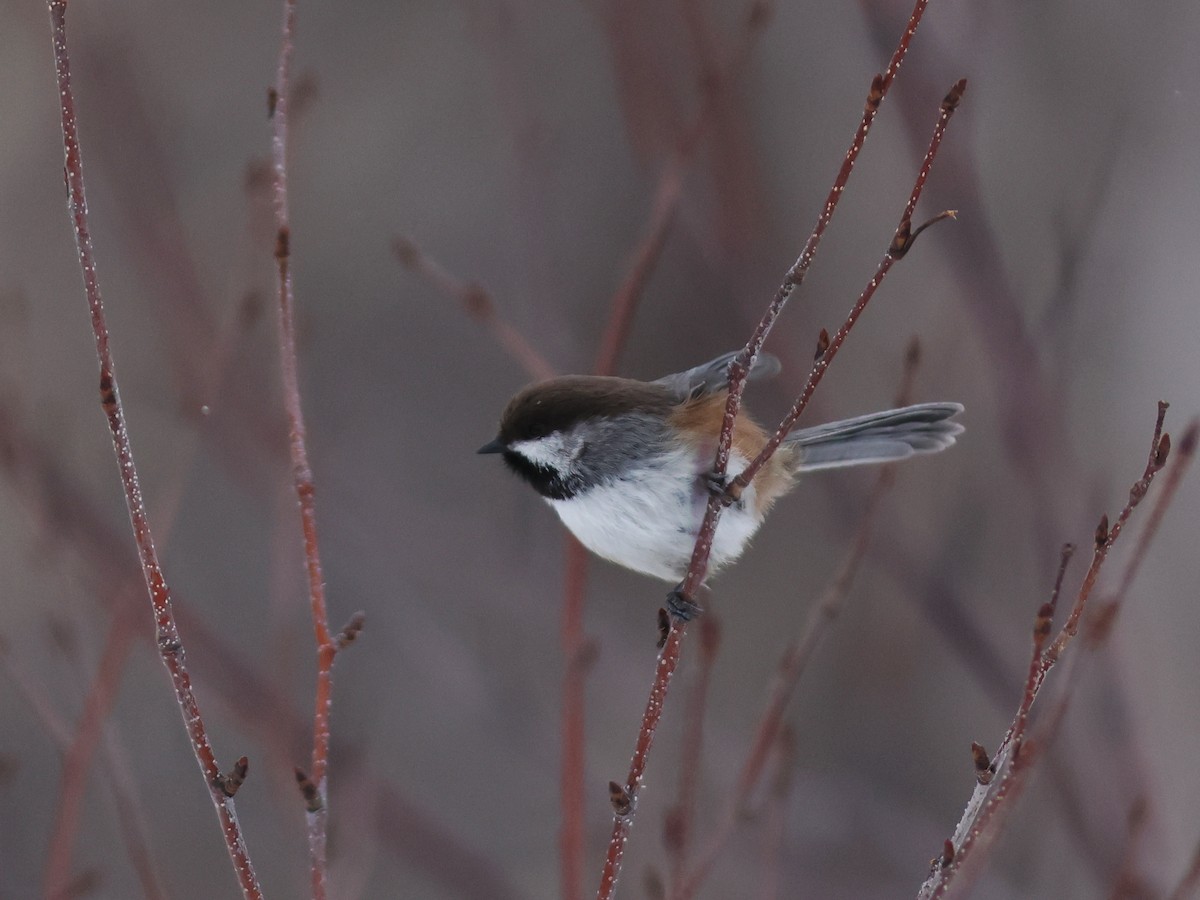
[480,351,962,609]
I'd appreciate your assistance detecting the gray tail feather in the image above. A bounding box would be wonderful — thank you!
[785,402,964,471]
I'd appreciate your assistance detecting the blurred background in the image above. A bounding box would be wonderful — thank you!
[1,0,1198,897]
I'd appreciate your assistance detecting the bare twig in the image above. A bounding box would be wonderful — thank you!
[46,3,262,895]
[42,615,137,895]
[393,237,557,382]
[269,1,361,895]
[758,727,796,900]
[596,3,955,890]
[727,81,964,494]
[917,412,1196,899]
[2,624,170,899]
[0,402,522,900]
[592,165,682,378]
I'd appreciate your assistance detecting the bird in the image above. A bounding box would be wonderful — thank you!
[479,351,962,617]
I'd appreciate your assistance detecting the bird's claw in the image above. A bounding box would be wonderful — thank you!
[704,472,743,507]
[666,586,703,622]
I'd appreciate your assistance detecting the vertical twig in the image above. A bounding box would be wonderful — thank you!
[758,727,796,900]
[46,2,263,896]
[665,614,722,893]
[560,535,592,900]
[269,2,362,897]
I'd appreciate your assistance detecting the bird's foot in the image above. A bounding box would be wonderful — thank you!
[666,585,703,622]
[704,472,744,507]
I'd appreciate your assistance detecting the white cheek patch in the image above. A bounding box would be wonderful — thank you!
[510,434,571,468]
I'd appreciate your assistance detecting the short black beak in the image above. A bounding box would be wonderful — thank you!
[477,437,505,455]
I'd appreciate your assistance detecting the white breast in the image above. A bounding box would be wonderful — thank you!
[549,448,763,582]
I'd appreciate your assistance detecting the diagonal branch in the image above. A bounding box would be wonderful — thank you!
[596,2,956,891]
[46,2,263,896]
[269,2,365,896]
[917,411,1196,899]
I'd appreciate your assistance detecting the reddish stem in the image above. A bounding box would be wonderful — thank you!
[666,614,722,893]
[269,1,348,896]
[730,82,964,493]
[918,413,1195,899]
[47,2,262,896]
[560,535,591,900]
[593,165,682,378]
[43,615,137,896]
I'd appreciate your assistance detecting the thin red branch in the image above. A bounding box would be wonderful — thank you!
[393,237,557,382]
[560,535,592,900]
[47,3,262,896]
[581,11,778,892]
[593,165,682,377]
[269,2,354,896]
[665,613,722,893]
[43,615,137,896]
[673,343,921,899]
[729,81,965,493]
[0,402,523,900]
[3,620,169,899]
[758,727,796,900]
[917,413,1196,899]
[596,3,950,890]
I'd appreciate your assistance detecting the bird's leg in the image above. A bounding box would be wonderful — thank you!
[666,584,703,621]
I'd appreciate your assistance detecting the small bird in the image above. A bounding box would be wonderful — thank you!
[480,351,962,614]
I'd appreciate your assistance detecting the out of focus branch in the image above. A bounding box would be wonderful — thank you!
[394,237,557,382]
[917,411,1196,899]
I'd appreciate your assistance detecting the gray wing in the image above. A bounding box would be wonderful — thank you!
[786,402,964,471]
[653,351,782,402]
